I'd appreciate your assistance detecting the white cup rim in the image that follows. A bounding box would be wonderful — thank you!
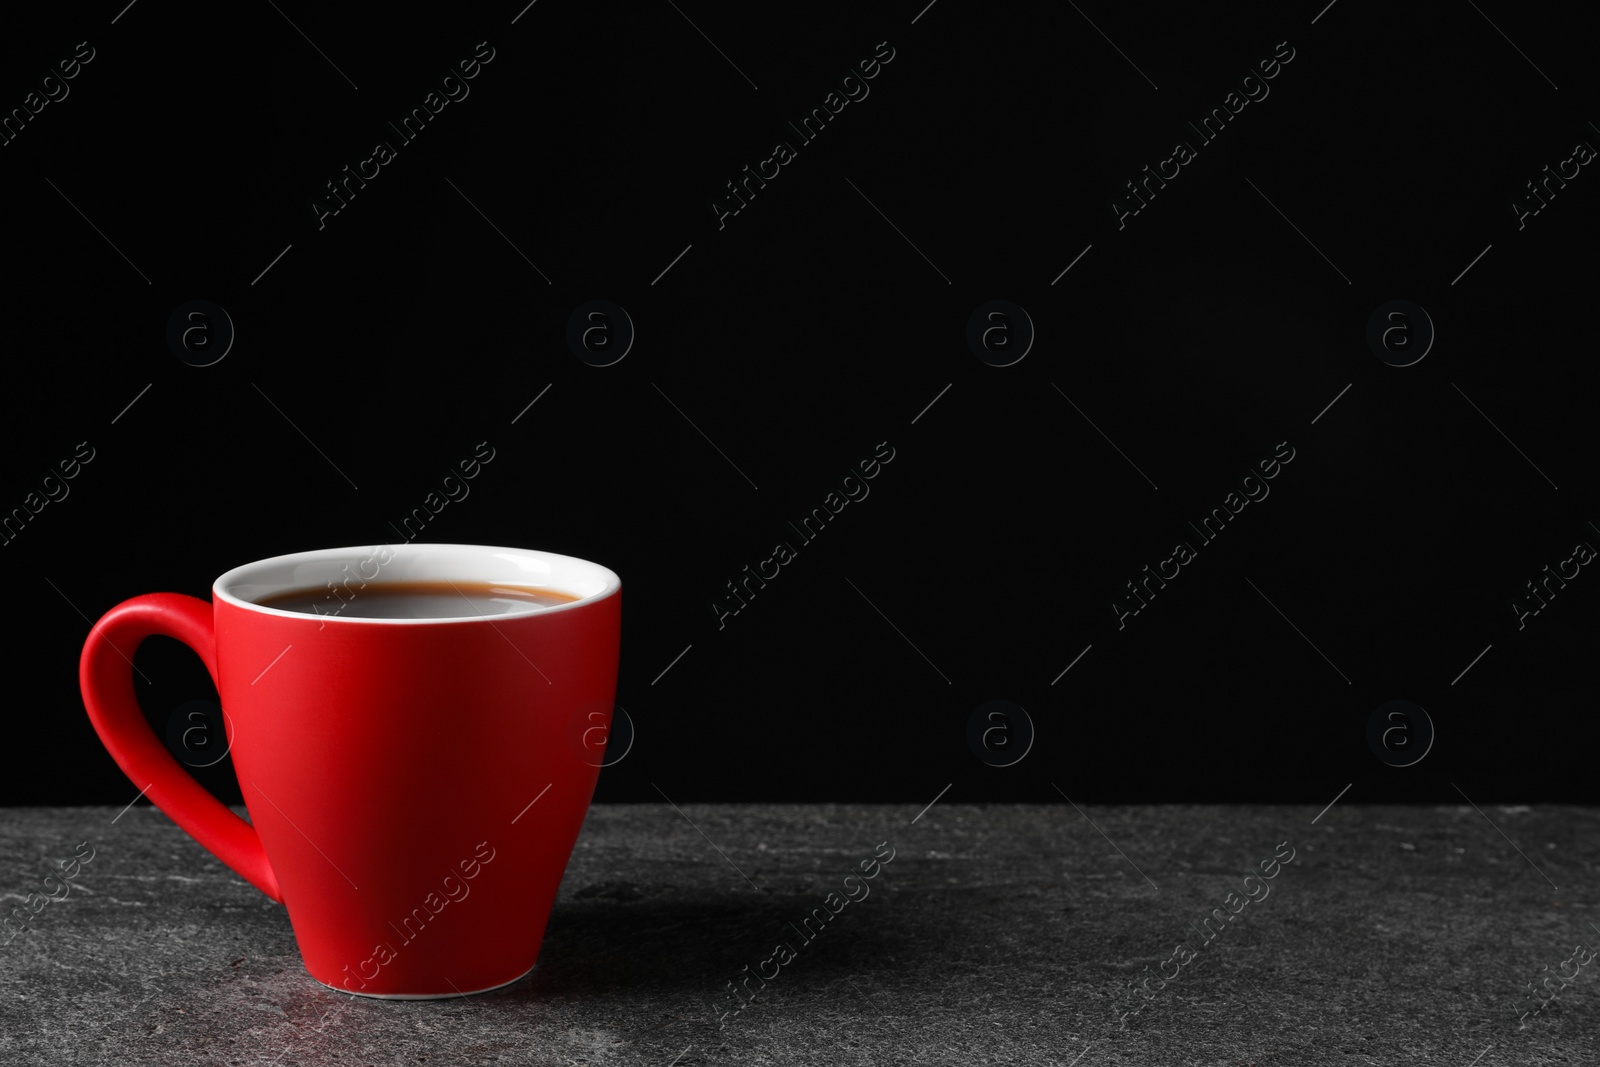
[213,543,620,625]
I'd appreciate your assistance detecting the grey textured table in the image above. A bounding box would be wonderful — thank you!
[2,803,1596,1066]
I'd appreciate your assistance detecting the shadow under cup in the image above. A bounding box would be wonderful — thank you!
[212,544,621,997]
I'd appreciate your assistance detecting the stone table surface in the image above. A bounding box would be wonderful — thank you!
[2,802,1597,1066]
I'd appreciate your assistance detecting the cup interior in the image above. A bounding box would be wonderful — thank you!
[214,544,620,623]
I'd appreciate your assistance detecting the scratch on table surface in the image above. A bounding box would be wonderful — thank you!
[95,873,232,884]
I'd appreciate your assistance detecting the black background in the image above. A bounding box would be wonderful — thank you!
[2,1,1595,807]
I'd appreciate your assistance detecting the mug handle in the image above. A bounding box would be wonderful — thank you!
[80,593,281,902]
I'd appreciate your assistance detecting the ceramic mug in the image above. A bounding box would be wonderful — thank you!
[78,543,621,998]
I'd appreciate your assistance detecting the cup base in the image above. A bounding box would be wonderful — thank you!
[311,961,536,1000]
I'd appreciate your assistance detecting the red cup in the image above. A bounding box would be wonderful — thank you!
[78,544,621,998]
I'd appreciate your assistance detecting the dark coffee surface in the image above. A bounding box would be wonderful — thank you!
[254,579,578,619]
